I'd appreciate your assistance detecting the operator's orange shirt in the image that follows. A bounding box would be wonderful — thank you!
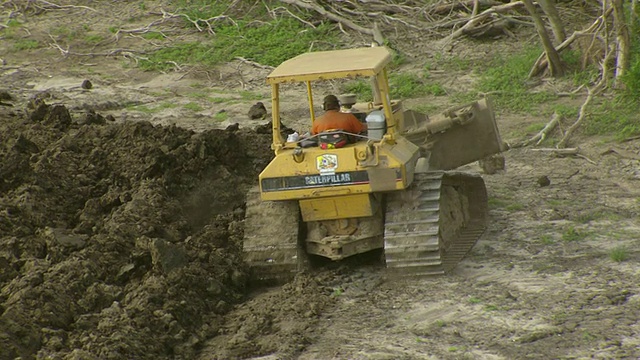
[312,110,365,135]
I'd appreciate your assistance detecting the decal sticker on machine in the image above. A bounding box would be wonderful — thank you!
[316,154,338,175]
[304,173,351,185]
[261,170,403,192]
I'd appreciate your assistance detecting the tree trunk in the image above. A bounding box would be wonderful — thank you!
[522,0,564,77]
[612,0,630,87]
[538,0,566,44]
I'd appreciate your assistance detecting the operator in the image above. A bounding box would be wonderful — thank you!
[311,95,366,135]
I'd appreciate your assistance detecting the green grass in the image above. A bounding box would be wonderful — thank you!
[488,195,522,210]
[484,304,499,311]
[505,203,525,211]
[475,46,556,111]
[525,122,546,133]
[389,73,446,98]
[469,42,640,137]
[140,15,337,71]
[412,103,441,114]
[539,234,554,245]
[488,197,510,209]
[2,19,22,39]
[184,102,203,111]
[158,102,179,109]
[609,246,629,262]
[468,296,482,304]
[214,111,228,121]
[142,32,165,40]
[547,199,572,207]
[584,97,640,138]
[239,91,263,101]
[13,39,40,50]
[573,209,622,224]
[548,103,579,118]
[448,346,465,352]
[620,45,640,99]
[551,311,567,325]
[84,34,104,45]
[210,97,236,104]
[562,226,588,242]
[6,19,21,28]
[425,53,473,72]
[50,25,87,42]
[561,49,600,86]
[582,331,596,342]
[343,80,373,102]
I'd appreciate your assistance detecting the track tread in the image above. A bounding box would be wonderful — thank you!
[384,171,488,276]
[243,187,300,284]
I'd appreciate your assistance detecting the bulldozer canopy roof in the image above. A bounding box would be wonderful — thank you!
[266,47,392,85]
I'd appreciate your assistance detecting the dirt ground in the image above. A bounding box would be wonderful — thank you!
[1,1,640,359]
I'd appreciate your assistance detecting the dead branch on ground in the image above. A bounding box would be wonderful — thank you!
[48,34,150,61]
[556,86,603,149]
[601,147,640,160]
[431,0,504,15]
[437,1,525,46]
[3,0,95,16]
[529,147,579,155]
[34,0,95,12]
[529,148,596,164]
[269,7,316,28]
[157,9,238,35]
[621,135,640,142]
[114,11,181,40]
[514,112,561,148]
[278,0,375,37]
[234,57,274,70]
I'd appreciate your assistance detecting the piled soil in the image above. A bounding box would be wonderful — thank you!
[2,1,640,358]
[0,103,273,359]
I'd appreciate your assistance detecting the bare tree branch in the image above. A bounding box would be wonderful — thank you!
[557,85,604,149]
[523,0,564,77]
[278,0,375,37]
[34,0,96,12]
[513,112,561,148]
[437,1,525,46]
[529,7,612,78]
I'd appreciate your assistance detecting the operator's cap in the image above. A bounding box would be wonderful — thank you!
[323,94,340,107]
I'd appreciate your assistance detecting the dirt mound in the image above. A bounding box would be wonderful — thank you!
[0,103,273,359]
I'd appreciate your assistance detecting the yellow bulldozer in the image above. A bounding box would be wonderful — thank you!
[243,46,504,283]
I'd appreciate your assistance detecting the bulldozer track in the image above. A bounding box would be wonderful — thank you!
[242,187,300,284]
[384,171,488,276]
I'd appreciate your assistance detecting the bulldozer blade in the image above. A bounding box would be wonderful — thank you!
[403,98,505,171]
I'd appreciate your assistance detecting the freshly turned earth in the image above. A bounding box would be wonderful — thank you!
[1,1,640,359]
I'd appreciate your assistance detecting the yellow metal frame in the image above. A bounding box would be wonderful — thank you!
[299,193,375,221]
[268,47,395,150]
[266,47,392,85]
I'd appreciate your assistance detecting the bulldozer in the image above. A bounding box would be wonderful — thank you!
[243,46,504,283]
